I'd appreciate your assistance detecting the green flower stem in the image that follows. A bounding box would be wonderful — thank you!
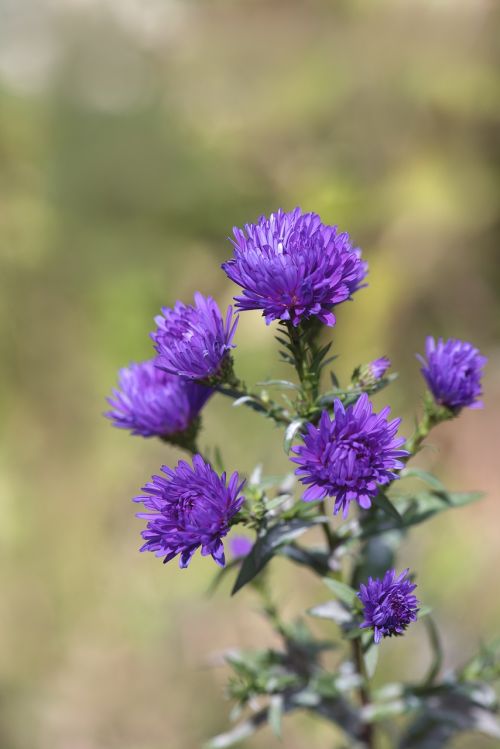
[252,572,288,639]
[319,499,337,556]
[284,321,322,411]
[423,616,443,686]
[352,636,375,748]
[160,417,204,456]
[214,380,292,426]
[405,394,455,457]
[203,358,291,426]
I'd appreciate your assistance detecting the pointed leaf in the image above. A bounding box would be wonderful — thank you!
[283,419,305,454]
[359,491,484,539]
[372,492,403,523]
[257,379,300,391]
[268,695,283,737]
[323,577,358,606]
[364,644,379,679]
[308,600,353,624]
[400,468,445,491]
[232,517,326,595]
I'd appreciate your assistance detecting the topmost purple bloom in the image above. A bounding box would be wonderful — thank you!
[418,337,487,411]
[152,292,238,380]
[222,208,368,326]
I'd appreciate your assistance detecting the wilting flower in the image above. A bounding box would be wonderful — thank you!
[134,455,245,568]
[418,336,487,411]
[291,393,408,517]
[222,207,367,326]
[152,292,238,380]
[358,569,419,644]
[105,359,211,438]
[229,535,253,560]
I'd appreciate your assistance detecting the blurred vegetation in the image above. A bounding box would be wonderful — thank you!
[0,1,499,748]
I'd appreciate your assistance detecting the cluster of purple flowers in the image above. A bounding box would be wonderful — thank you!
[104,204,486,620]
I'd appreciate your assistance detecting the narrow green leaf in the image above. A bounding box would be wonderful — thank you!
[278,544,330,576]
[257,379,300,391]
[205,711,267,748]
[365,644,379,679]
[308,600,353,624]
[400,467,446,491]
[418,605,432,618]
[359,490,484,539]
[232,518,326,595]
[323,577,358,606]
[372,492,403,523]
[268,695,283,737]
[283,419,305,454]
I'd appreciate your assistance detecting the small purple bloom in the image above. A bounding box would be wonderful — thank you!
[418,336,487,411]
[134,455,245,568]
[229,535,253,560]
[291,393,408,518]
[152,292,238,380]
[358,569,420,644]
[357,356,391,387]
[222,207,367,327]
[105,359,211,438]
[368,356,391,381]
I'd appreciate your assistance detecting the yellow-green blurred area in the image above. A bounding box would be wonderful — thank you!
[1,0,499,747]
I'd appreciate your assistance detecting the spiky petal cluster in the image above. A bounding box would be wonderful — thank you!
[134,455,245,568]
[105,360,211,438]
[291,393,408,518]
[222,207,367,326]
[152,292,238,380]
[358,569,420,644]
[418,336,487,411]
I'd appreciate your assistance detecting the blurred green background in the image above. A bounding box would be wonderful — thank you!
[0,1,499,747]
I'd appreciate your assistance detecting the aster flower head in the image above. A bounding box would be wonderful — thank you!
[358,569,420,644]
[291,393,408,518]
[134,455,245,568]
[222,207,368,327]
[152,292,238,380]
[105,359,211,438]
[418,336,487,411]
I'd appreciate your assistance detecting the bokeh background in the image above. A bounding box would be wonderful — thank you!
[1,1,499,747]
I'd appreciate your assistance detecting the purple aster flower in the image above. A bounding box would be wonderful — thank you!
[229,535,253,560]
[291,393,408,518]
[152,292,238,380]
[358,569,420,644]
[134,455,245,568]
[418,336,487,411]
[222,207,367,326]
[105,359,211,438]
